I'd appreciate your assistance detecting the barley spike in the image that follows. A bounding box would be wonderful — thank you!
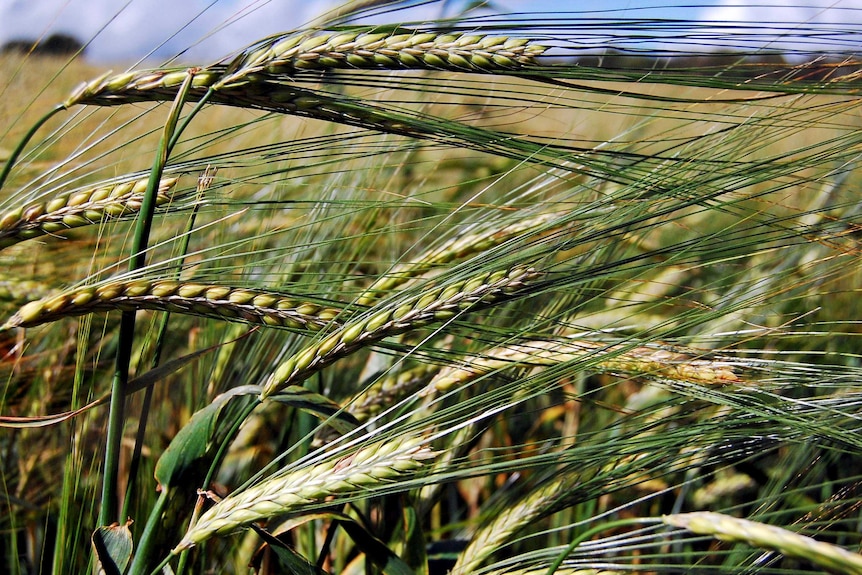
[314,363,440,446]
[452,475,580,575]
[261,265,540,398]
[0,177,181,249]
[664,512,862,575]
[175,435,434,550]
[1,279,342,332]
[358,212,564,305]
[216,28,546,87]
[424,337,740,396]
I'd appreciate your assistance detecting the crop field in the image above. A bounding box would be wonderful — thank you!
[1,4,862,574]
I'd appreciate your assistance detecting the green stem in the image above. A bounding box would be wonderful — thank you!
[169,88,214,151]
[0,104,65,193]
[99,70,198,528]
[121,172,208,522]
[126,174,210,575]
[126,489,171,575]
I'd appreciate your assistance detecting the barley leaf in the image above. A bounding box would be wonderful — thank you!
[91,522,133,575]
[250,526,327,575]
[340,519,416,575]
[154,386,257,490]
[268,385,361,435]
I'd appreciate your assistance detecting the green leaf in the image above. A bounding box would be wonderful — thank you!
[250,525,328,575]
[91,522,133,575]
[393,504,427,575]
[268,385,360,435]
[340,518,416,575]
[153,385,258,489]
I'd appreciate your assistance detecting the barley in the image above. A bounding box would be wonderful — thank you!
[0,177,181,249]
[358,212,564,305]
[1,279,342,332]
[453,474,582,574]
[217,29,546,88]
[487,569,620,575]
[260,265,540,398]
[425,337,740,396]
[346,363,440,423]
[664,512,862,575]
[65,69,221,108]
[66,28,545,108]
[174,435,434,550]
[313,363,441,446]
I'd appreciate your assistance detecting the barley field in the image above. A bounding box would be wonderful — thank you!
[1,3,862,574]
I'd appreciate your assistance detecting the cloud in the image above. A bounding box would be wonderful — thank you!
[699,0,862,53]
[0,0,456,63]
[0,0,328,63]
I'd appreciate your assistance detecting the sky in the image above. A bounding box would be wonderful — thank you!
[0,0,859,63]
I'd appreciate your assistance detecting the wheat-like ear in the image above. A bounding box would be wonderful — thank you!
[358,212,566,305]
[424,337,740,396]
[0,177,181,249]
[66,28,545,108]
[664,512,862,575]
[260,265,541,398]
[343,363,440,423]
[174,435,435,550]
[216,29,546,87]
[451,475,580,575]
[1,280,342,331]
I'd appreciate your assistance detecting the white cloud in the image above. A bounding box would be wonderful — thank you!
[0,0,327,63]
[2,0,858,62]
[0,0,455,63]
[699,0,862,53]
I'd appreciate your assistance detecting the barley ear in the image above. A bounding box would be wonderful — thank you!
[260,265,541,398]
[0,280,342,332]
[664,512,862,575]
[174,435,435,550]
[451,475,578,575]
[0,177,182,249]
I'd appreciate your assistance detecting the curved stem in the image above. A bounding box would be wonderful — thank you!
[0,104,65,193]
[121,166,212,522]
[99,70,198,528]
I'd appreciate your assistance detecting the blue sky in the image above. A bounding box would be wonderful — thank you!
[0,0,859,63]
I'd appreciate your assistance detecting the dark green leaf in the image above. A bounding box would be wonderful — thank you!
[340,518,416,575]
[250,525,328,575]
[92,522,133,575]
[153,385,258,489]
[268,385,360,435]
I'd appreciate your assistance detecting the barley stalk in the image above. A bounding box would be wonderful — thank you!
[174,435,435,550]
[0,177,180,249]
[358,212,564,305]
[425,337,740,396]
[1,280,342,332]
[260,265,540,398]
[663,512,862,575]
